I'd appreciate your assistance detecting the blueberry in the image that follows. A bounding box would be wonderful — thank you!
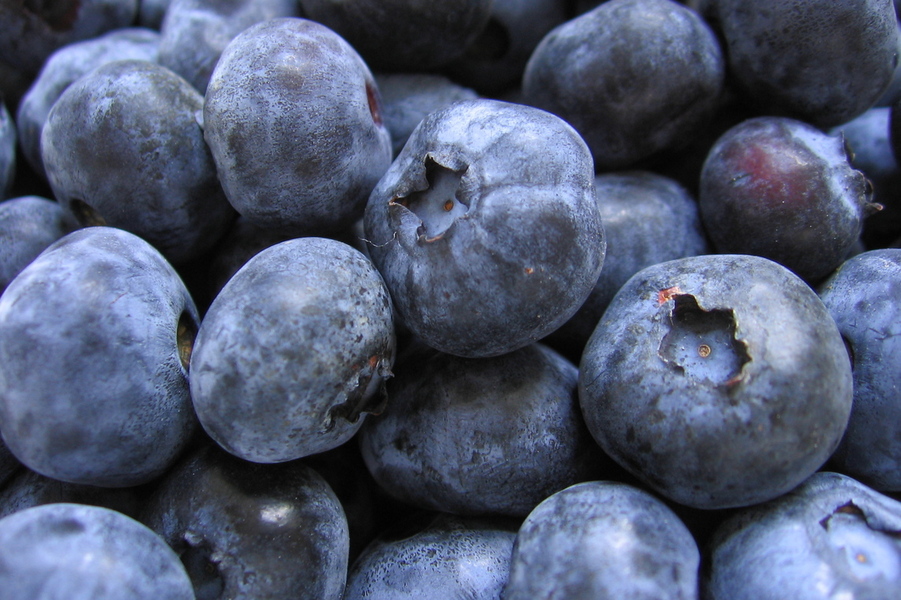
[140,443,350,600]
[0,100,15,198]
[699,116,878,283]
[818,249,901,492]
[579,254,853,509]
[0,226,199,487]
[41,58,236,265]
[705,472,901,600]
[138,0,173,29]
[503,481,700,600]
[359,342,611,517]
[203,17,392,236]
[0,502,194,599]
[707,0,900,128]
[363,98,605,358]
[522,0,725,170]
[344,512,517,600]
[298,0,494,72]
[190,236,396,463]
[15,27,161,179]
[0,196,72,293]
[158,0,300,93]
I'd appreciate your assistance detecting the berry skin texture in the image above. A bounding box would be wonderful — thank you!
[190,237,396,463]
[579,254,853,510]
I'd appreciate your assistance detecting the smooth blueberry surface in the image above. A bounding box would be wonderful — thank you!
[15,27,161,179]
[0,502,194,600]
[579,254,853,509]
[158,0,300,93]
[363,98,605,358]
[203,17,392,235]
[0,101,15,198]
[0,226,199,487]
[190,237,396,463]
[0,195,72,293]
[704,472,901,600]
[707,0,899,128]
[41,58,236,265]
[359,342,611,517]
[140,443,350,600]
[298,0,494,72]
[699,116,876,283]
[818,249,901,492]
[344,512,517,600]
[522,0,725,170]
[503,480,700,600]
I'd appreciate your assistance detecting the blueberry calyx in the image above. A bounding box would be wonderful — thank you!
[179,533,225,600]
[390,156,469,242]
[323,355,391,433]
[819,501,901,581]
[177,311,197,371]
[658,293,750,388]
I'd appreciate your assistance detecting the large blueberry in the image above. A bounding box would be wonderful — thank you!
[818,249,901,492]
[522,0,725,170]
[203,17,392,235]
[503,480,700,600]
[699,116,877,283]
[140,443,349,600]
[0,195,72,293]
[705,472,901,600]
[344,513,516,600]
[579,254,853,509]
[41,59,236,265]
[190,237,396,463]
[0,503,194,599]
[359,342,610,517]
[363,98,605,358]
[0,227,199,487]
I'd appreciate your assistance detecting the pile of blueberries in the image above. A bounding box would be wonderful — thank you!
[2,0,901,598]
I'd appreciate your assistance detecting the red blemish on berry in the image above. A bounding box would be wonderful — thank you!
[658,286,683,305]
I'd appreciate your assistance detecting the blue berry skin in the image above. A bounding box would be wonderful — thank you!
[503,481,700,600]
[344,513,516,600]
[140,443,350,600]
[699,116,877,283]
[190,237,396,463]
[15,27,161,179]
[708,0,900,129]
[0,196,72,293]
[818,250,901,492]
[579,254,853,510]
[0,227,199,487]
[705,472,901,600]
[546,171,710,359]
[363,98,605,358]
[522,0,725,170]
[359,342,611,517]
[40,59,236,265]
[298,0,493,72]
[203,17,392,236]
[0,503,194,600]
[158,0,300,93]
[0,101,15,199]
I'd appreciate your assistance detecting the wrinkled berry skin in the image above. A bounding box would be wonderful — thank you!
[190,237,395,463]
[0,503,194,600]
[16,27,161,179]
[708,0,899,129]
[140,444,349,600]
[41,59,235,265]
[705,472,901,600]
[699,117,875,283]
[818,250,901,492]
[0,195,72,292]
[503,481,700,600]
[345,513,516,600]
[204,17,392,235]
[522,0,725,170]
[579,254,853,510]
[0,227,199,487]
[359,342,610,517]
[364,99,605,358]
[298,0,493,72]
[158,0,300,93]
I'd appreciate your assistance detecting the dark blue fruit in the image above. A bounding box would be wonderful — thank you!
[0,195,72,293]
